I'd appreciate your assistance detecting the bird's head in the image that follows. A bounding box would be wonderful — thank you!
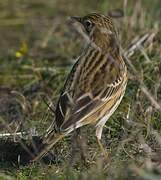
[71,13,119,51]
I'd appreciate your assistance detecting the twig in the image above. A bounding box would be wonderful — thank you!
[138,44,151,63]
[121,47,161,112]
[40,18,60,48]
[0,132,25,138]
[123,42,161,111]
[0,129,38,139]
[124,33,150,57]
[0,116,36,159]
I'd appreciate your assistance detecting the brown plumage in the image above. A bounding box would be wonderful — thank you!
[32,13,127,161]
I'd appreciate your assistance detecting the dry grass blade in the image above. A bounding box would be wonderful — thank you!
[0,128,38,139]
[124,33,150,57]
[122,40,161,112]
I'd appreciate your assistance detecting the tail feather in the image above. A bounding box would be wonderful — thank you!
[32,133,65,162]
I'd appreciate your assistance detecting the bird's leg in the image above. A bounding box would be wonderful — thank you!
[96,125,109,160]
[97,138,108,159]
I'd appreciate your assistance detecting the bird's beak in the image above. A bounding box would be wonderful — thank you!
[70,16,82,23]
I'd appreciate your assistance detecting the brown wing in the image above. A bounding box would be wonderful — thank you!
[55,49,125,132]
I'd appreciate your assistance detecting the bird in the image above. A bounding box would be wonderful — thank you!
[32,13,128,162]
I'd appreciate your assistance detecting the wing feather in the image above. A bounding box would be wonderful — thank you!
[60,76,123,132]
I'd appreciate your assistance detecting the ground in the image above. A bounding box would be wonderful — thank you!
[0,0,161,179]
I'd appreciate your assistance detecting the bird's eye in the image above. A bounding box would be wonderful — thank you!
[84,20,93,32]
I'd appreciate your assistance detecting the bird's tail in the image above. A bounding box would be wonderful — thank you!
[32,133,65,162]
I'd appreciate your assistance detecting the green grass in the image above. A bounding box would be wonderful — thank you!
[0,0,161,179]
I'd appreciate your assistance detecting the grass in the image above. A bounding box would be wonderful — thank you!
[0,0,161,179]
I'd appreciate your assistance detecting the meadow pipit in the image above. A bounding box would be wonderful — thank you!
[33,13,128,161]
